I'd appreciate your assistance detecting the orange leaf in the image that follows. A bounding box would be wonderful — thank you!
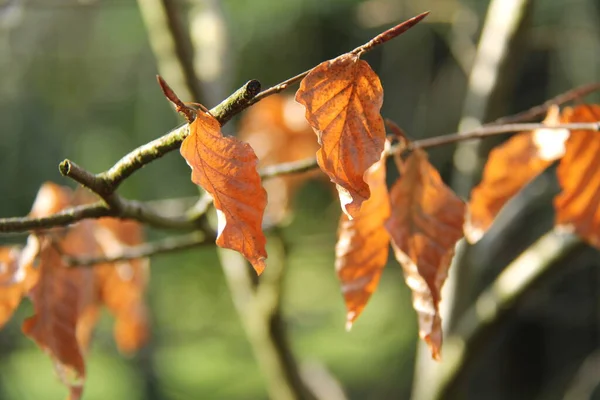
[238,94,320,224]
[0,247,26,328]
[22,237,91,400]
[29,182,73,219]
[180,109,268,274]
[385,149,465,360]
[21,184,99,400]
[93,219,149,353]
[555,104,600,247]
[465,106,567,242]
[335,144,390,329]
[296,52,386,219]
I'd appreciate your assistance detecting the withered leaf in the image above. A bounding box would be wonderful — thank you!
[180,109,268,274]
[295,52,386,219]
[239,94,320,224]
[335,144,390,329]
[29,182,73,219]
[0,247,26,328]
[93,218,149,353]
[22,236,92,400]
[385,149,465,360]
[21,184,98,400]
[555,104,600,247]
[466,106,567,243]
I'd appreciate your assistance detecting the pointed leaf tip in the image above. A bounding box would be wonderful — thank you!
[345,316,354,332]
[335,145,390,325]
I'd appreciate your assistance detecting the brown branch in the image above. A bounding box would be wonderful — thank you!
[410,122,600,149]
[159,0,203,102]
[492,82,600,125]
[247,12,429,109]
[0,203,112,233]
[259,121,600,180]
[64,232,212,267]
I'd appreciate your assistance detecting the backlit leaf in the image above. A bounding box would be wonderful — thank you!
[296,52,386,219]
[555,104,600,247]
[180,109,268,274]
[335,144,390,329]
[466,106,566,242]
[239,94,320,224]
[385,149,465,360]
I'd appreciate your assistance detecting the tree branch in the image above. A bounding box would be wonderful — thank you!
[64,232,212,267]
[259,121,600,180]
[431,229,586,400]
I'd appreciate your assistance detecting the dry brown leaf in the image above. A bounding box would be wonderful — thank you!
[22,236,90,400]
[385,149,465,360]
[296,52,386,219]
[465,106,566,242]
[21,184,99,400]
[180,109,268,274]
[29,182,73,219]
[555,104,600,247]
[93,218,149,353]
[239,94,320,224]
[335,144,390,329]
[0,247,26,327]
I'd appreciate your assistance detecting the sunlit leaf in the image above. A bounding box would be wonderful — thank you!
[466,106,567,242]
[180,109,268,274]
[296,52,386,219]
[555,104,600,247]
[335,144,390,329]
[385,149,465,360]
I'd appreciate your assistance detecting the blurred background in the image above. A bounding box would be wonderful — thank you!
[0,0,599,399]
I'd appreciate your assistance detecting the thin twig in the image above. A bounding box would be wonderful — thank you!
[492,82,600,125]
[159,0,202,102]
[0,203,112,233]
[65,232,211,267]
[259,122,600,180]
[247,12,429,108]
[410,122,600,149]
